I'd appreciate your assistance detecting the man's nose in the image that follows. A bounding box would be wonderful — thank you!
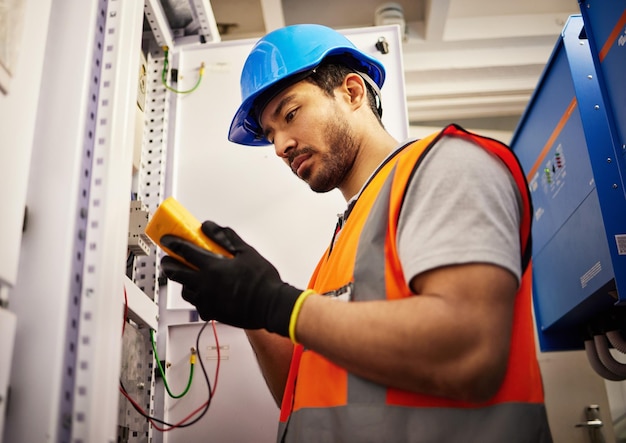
[273,132,296,158]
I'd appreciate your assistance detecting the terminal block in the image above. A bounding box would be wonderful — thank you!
[128,200,151,256]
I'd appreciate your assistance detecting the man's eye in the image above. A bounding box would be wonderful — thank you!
[285,109,297,122]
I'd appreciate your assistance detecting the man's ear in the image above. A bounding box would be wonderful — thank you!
[342,73,368,109]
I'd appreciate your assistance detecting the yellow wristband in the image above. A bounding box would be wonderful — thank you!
[289,289,316,344]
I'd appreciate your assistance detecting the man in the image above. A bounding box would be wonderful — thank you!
[160,24,553,442]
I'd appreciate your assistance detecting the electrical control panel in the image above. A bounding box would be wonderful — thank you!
[9,0,626,441]
[510,11,626,353]
[128,200,151,257]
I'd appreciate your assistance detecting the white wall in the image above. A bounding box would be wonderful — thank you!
[0,0,53,287]
[409,124,514,145]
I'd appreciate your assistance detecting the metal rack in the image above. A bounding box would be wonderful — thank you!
[2,1,219,442]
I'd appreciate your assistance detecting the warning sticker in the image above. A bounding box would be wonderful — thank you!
[616,234,626,255]
[580,261,602,289]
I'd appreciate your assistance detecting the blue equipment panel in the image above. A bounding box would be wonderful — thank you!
[510,13,626,351]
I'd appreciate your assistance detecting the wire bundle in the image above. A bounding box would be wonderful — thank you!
[120,285,221,432]
[150,328,195,399]
[161,46,204,94]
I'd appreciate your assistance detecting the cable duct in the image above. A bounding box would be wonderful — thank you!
[585,330,626,381]
[607,329,626,353]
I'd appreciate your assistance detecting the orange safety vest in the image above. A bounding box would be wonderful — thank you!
[277,125,551,443]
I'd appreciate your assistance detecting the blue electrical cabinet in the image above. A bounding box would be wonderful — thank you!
[510,9,626,352]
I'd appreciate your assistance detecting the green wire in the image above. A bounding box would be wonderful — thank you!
[150,328,195,399]
[161,46,204,94]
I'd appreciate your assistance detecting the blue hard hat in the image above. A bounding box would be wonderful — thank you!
[228,24,387,146]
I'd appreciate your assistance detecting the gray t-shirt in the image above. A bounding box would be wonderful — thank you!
[397,135,523,287]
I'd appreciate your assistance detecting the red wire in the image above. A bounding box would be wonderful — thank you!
[118,385,206,432]
[119,320,221,432]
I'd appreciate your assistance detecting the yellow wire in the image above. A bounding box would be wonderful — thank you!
[161,46,204,94]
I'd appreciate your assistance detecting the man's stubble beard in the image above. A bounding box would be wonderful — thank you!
[303,111,359,194]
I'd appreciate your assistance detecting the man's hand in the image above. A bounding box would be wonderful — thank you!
[160,220,302,336]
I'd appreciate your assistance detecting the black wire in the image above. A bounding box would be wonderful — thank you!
[126,251,135,278]
[119,321,214,428]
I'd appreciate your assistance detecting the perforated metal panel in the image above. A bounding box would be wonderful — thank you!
[5,1,145,441]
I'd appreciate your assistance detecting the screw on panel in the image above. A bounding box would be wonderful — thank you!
[375,37,390,54]
[608,158,612,163]
[613,184,619,189]
[594,105,600,110]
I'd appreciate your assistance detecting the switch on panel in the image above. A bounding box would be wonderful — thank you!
[128,200,151,256]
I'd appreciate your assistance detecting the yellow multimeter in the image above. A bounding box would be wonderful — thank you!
[144,197,233,266]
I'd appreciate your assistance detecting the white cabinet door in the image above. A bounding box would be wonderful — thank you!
[164,25,407,443]
[168,24,407,307]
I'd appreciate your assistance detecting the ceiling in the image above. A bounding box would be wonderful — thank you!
[160,0,581,134]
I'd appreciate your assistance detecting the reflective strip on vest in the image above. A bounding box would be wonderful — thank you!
[277,125,550,443]
[281,402,552,443]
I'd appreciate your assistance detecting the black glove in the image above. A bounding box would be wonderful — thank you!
[160,220,302,337]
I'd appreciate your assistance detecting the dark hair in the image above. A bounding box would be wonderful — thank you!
[306,62,384,126]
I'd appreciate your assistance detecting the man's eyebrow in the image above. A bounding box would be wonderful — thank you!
[271,93,297,121]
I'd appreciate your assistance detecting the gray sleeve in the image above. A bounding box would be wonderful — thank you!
[397,135,523,287]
